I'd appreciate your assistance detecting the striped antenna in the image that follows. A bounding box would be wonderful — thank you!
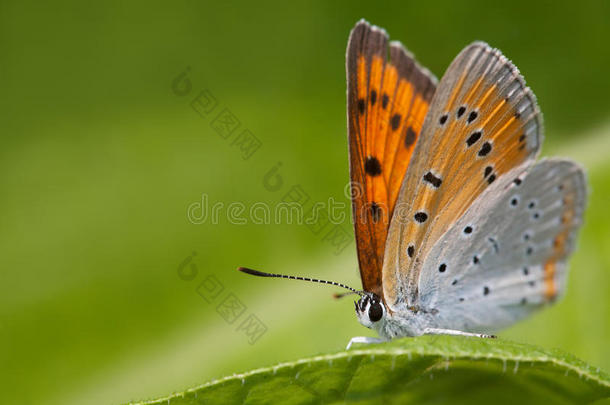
[238,267,363,297]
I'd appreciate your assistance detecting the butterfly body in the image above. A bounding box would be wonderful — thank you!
[346,20,586,345]
[355,294,443,339]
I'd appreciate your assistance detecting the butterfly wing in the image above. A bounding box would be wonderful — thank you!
[346,20,437,298]
[417,159,586,332]
[382,42,543,308]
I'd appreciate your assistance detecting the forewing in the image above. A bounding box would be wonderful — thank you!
[347,20,436,297]
[417,159,586,332]
[382,42,543,308]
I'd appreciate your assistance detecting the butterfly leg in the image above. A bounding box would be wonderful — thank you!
[422,328,496,339]
[346,336,386,350]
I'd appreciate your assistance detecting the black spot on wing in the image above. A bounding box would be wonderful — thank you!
[404,127,416,147]
[370,202,381,222]
[466,131,482,147]
[370,90,377,106]
[391,114,401,131]
[467,111,478,123]
[478,142,492,157]
[483,166,496,184]
[365,156,382,176]
[414,212,428,223]
[423,171,442,188]
[358,98,365,115]
[382,93,389,109]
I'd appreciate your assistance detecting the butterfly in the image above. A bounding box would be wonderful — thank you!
[239,19,587,349]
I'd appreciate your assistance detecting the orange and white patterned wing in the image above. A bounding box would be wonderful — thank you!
[416,159,586,332]
[346,20,436,299]
[382,42,543,308]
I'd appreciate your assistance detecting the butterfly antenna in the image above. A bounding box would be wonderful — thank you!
[332,290,361,299]
[238,267,364,297]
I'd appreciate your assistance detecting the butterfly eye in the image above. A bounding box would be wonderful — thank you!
[368,300,383,322]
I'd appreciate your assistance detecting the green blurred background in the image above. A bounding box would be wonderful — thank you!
[2,1,609,404]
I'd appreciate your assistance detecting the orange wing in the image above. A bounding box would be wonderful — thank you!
[382,42,543,308]
[346,20,436,299]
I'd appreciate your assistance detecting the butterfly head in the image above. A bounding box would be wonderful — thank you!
[354,292,386,329]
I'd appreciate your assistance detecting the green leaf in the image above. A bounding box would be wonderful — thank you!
[129,336,610,405]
